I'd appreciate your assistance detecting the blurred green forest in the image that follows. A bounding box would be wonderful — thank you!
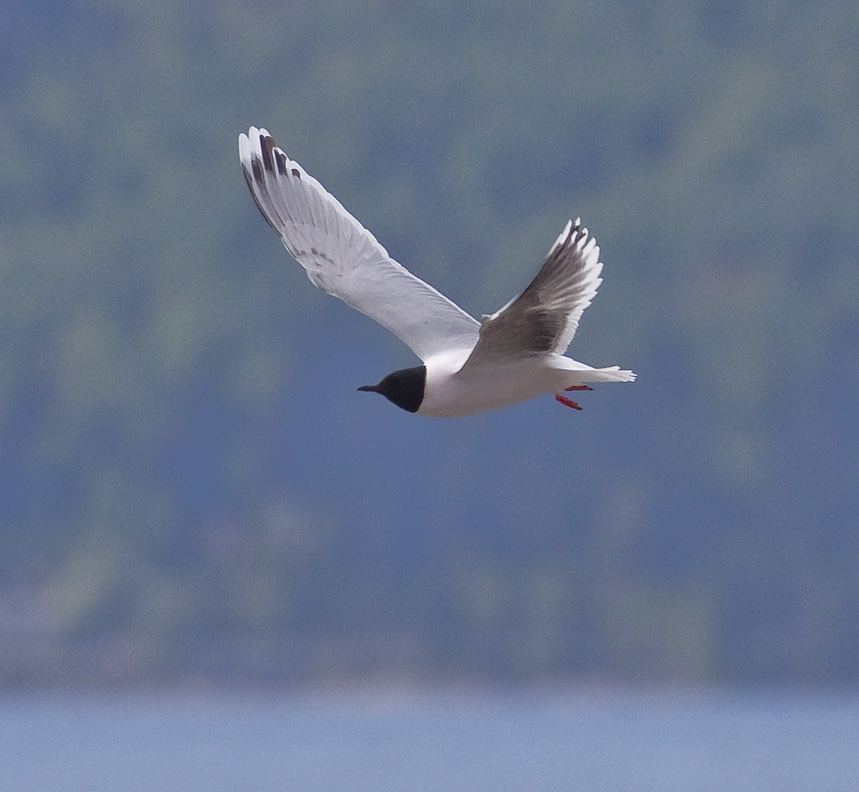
[1,0,858,687]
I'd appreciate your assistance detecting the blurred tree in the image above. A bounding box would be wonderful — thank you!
[0,0,857,686]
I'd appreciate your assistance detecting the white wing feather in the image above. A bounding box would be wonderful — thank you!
[461,220,604,370]
[239,127,479,362]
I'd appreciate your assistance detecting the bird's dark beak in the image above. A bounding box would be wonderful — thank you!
[357,384,377,393]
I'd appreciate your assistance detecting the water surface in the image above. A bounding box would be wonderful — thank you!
[3,687,857,791]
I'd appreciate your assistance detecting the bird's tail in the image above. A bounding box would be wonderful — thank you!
[567,365,636,384]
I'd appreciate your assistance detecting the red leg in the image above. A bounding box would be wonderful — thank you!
[554,394,583,410]
[565,385,593,392]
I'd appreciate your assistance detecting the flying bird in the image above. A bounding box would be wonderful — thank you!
[238,127,635,417]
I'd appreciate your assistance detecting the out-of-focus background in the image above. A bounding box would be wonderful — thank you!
[3,0,858,689]
[2,0,859,787]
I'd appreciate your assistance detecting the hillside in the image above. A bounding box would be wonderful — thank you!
[1,0,858,686]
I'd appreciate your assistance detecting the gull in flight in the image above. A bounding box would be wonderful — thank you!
[239,127,635,417]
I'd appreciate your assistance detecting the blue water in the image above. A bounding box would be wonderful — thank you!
[2,687,858,791]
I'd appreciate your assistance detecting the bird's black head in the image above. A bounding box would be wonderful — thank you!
[357,365,426,413]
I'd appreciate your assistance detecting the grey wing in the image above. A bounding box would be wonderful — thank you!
[461,220,603,370]
[239,127,479,362]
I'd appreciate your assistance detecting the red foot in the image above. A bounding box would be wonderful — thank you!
[554,394,583,410]
[565,385,593,392]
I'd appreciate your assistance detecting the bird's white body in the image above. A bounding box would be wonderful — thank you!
[238,126,635,417]
[420,351,631,417]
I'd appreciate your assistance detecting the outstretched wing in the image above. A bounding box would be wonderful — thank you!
[239,127,479,362]
[461,220,603,370]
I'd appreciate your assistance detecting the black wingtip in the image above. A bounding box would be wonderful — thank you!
[242,162,281,236]
[260,134,277,173]
[566,218,586,249]
[251,156,265,185]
